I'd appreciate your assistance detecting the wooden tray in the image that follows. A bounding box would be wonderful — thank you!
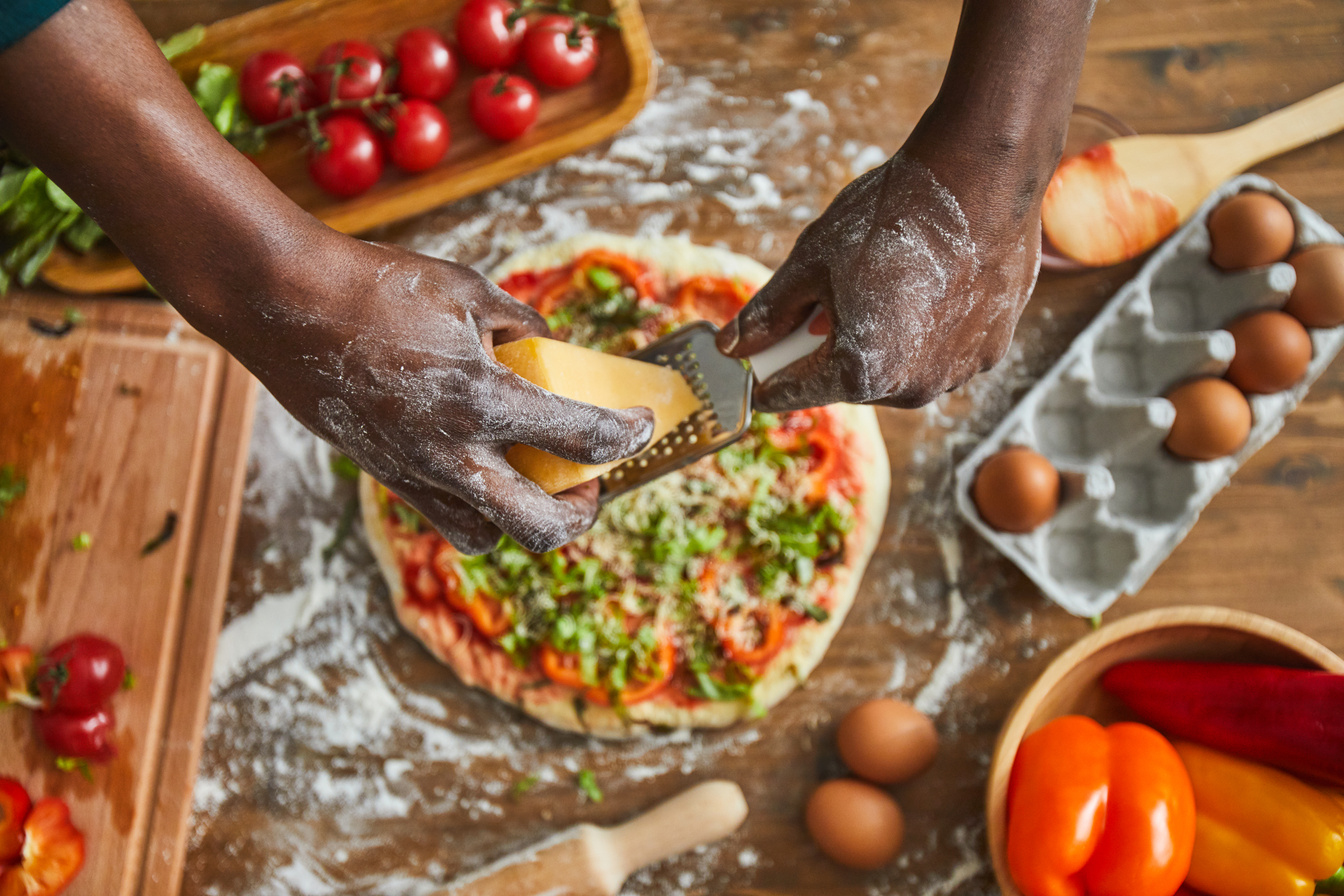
[40,0,656,294]
[0,293,258,896]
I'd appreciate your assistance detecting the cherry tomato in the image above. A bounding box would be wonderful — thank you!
[522,15,599,89]
[394,27,458,102]
[455,0,528,69]
[35,706,117,762]
[239,50,314,123]
[312,40,386,102]
[34,634,126,715]
[308,113,385,198]
[469,73,540,141]
[386,99,451,173]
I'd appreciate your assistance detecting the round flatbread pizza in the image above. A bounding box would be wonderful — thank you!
[361,233,890,738]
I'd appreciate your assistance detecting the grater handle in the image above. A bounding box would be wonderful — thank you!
[745,308,828,382]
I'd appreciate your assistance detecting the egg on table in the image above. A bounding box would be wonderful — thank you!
[972,447,1061,534]
[1224,310,1313,395]
[805,778,905,870]
[1207,192,1296,271]
[1285,244,1344,329]
[1164,377,1253,461]
[836,698,939,786]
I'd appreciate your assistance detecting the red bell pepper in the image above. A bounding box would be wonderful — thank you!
[0,779,30,866]
[1102,660,1344,785]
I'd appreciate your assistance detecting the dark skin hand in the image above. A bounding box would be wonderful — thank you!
[717,0,1094,411]
[0,0,653,554]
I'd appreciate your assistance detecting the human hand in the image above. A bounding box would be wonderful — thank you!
[716,147,1041,412]
[233,235,654,555]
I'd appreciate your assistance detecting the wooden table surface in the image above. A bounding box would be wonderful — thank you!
[120,0,1344,894]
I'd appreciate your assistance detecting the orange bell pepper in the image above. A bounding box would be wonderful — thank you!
[0,798,85,896]
[1175,742,1344,896]
[1006,716,1196,896]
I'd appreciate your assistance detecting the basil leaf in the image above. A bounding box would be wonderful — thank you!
[192,63,238,121]
[157,25,206,60]
[44,179,81,214]
[62,215,104,253]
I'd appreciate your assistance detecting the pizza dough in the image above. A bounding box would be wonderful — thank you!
[361,233,891,737]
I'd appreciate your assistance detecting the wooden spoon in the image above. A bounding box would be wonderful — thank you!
[1041,82,1344,267]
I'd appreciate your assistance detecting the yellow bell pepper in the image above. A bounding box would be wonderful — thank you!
[1175,742,1344,896]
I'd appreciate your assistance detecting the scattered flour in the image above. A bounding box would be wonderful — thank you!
[189,46,1068,896]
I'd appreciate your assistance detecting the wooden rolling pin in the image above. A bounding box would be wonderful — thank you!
[431,780,749,896]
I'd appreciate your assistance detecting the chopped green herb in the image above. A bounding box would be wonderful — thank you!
[122,669,137,691]
[54,756,93,781]
[576,769,603,803]
[510,774,540,799]
[329,454,361,482]
[141,511,179,555]
[70,531,91,552]
[586,266,623,293]
[62,307,84,325]
[322,496,359,563]
[392,502,423,533]
[1089,614,1103,630]
[0,465,26,517]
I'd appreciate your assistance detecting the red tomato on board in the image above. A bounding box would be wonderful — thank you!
[394,27,458,101]
[522,15,599,89]
[239,50,314,123]
[34,706,117,762]
[386,100,451,173]
[308,113,385,197]
[469,73,540,141]
[312,40,387,102]
[34,634,126,715]
[455,0,528,69]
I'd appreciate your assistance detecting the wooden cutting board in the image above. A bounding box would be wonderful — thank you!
[0,292,257,896]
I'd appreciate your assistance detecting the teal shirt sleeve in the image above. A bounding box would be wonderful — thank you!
[1,0,73,51]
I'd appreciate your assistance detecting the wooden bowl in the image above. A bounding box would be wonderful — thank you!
[986,605,1344,896]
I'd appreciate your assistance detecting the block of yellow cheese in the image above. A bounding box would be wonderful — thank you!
[494,337,704,494]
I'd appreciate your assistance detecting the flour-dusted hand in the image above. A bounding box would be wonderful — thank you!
[716,0,1095,412]
[0,0,653,556]
[246,239,654,555]
[717,152,1039,411]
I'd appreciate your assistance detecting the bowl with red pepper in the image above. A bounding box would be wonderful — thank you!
[986,605,1344,896]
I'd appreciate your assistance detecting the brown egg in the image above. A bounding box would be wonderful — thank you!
[972,447,1060,533]
[836,698,939,785]
[805,779,905,870]
[1285,244,1344,329]
[1164,377,1253,461]
[1207,192,1296,270]
[1225,310,1312,394]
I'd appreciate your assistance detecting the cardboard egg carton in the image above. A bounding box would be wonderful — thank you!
[955,174,1344,617]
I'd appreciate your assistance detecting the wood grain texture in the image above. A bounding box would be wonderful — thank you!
[110,0,1344,894]
[39,0,655,294]
[0,295,256,896]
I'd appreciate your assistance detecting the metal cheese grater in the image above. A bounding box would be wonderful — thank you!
[598,311,828,502]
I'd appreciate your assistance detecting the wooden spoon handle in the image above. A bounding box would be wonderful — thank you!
[598,781,748,881]
[1220,81,1344,170]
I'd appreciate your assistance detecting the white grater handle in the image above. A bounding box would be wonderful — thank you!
[746,307,828,382]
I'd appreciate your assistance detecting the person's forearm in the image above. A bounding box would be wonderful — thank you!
[0,0,320,337]
[914,0,1094,205]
